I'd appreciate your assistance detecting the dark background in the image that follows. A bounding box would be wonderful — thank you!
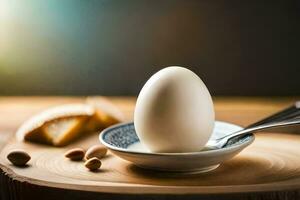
[0,0,299,96]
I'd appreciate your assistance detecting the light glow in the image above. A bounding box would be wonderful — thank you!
[0,0,13,22]
[0,0,16,73]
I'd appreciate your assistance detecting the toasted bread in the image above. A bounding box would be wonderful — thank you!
[16,104,94,146]
[16,99,124,146]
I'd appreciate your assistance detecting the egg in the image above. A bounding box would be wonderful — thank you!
[134,66,215,153]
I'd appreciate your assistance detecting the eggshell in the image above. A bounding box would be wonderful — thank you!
[134,66,215,153]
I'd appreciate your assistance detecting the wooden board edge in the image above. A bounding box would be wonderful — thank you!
[1,160,300,196]
[1,165,300,200]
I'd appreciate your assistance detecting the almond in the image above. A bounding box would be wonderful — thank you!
[85,157,102,171]
[64,148,85,161]
[85,145,107,160]
[7,149,31,166]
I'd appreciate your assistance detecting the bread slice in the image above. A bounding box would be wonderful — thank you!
[42,116,88,146]
[16,104,95,146]
[86,96,125,129]
[16,99,124,146]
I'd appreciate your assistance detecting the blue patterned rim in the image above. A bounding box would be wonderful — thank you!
[99,122,254,155]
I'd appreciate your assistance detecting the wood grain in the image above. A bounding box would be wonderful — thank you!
[0,96,300,200]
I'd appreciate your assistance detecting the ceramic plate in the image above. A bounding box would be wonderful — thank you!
[99,121,254,173]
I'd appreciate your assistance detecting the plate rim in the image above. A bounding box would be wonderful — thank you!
[99,121,254,156]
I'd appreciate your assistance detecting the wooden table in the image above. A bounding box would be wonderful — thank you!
[0,96,300,200]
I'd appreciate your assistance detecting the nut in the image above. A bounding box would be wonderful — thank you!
[85,157,101,171]
[64,148,85,161]
[85,145,107,160]
[7,149,31,166]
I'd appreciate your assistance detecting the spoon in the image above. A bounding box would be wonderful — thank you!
[207,117,300,149]
[246,101,300,128]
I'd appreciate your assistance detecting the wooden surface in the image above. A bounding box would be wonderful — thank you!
[0,96,300,200]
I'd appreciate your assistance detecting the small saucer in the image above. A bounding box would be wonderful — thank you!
[99,121,254,173]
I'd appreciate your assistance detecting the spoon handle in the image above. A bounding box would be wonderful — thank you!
[246,101,300,128]
[220,118,300,147]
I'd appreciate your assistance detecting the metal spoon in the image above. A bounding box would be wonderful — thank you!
[246,101,300,133]
[247,101,300,128]
[207,117,300,149]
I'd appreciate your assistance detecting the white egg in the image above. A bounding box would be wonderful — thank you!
[134,66,215,153]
